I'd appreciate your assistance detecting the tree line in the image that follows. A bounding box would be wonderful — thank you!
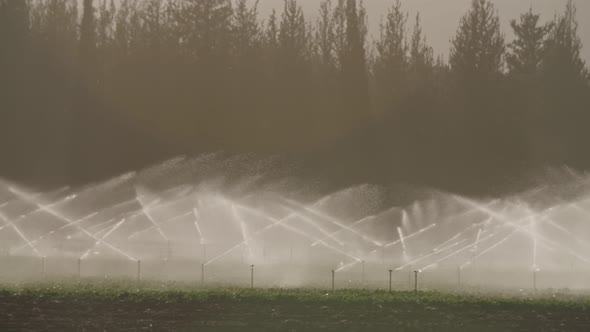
[0,0,589,193]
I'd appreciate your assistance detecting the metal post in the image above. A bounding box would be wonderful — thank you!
[408,266,412,290]
[533,269,538,292]
[388,270,393,293]
[201,264,205,285]
[250,265,255,289]
[457,267,461,288]
[137,260,141,283]
[331,270,335,291]
[414,270,419,295]
[289,241,293,263]
[78,258,82,279]
[41,256,46,279]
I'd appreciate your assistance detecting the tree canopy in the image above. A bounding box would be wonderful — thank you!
[0,0,588,195]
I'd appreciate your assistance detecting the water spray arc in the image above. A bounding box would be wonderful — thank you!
[8,187,137,261]
[1,160,590,292]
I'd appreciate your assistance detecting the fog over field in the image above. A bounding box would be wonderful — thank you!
[2,0,590,330]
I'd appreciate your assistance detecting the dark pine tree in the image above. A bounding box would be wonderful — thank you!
[506,7,552,167]
[539,0,590,167]
[73,0,98,181]
[340,0,370,127]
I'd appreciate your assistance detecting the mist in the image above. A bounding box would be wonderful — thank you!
[1,0,590,297]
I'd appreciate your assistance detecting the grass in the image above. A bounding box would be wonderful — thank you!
[1,279,590,331]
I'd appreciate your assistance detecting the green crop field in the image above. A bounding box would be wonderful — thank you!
[1,280,590,331]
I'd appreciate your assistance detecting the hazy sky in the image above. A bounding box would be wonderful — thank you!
[257,0,590,64]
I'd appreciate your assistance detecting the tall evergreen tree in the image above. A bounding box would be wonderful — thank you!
[542,0,588,84]
[505,8,551,168]
[507,8,552,77]
[230,0,264,140]
[0,0,31,178]
[276,0,314,145]
[0,0,30,96]
[538,0,590,166]
[279,0,308,65]
[409,13,433,73]
[372,0,407,114]
[30,0,79,183]
[73,0,99,180]
[339,0,370,125]
[142,0,164,52]
[449,0,519,183]
[449,0,505,82]
[113,0,131,57]
[171,0,233,69]
[406,13,434,102]
[79,0,97,75]
[232,0,260,54]
[316,0,335,70]
[265,9,279,49]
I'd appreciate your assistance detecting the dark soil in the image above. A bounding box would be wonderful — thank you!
[1,291,590,331]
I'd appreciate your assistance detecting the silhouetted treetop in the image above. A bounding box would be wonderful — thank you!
[0,0,588,195]
[450,0,505,80]
[507,7,552,77]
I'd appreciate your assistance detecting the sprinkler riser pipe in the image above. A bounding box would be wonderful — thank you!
[331,270,335,291]
[388,270,393,293]
[41,256,46,279]
[201,264,205,285]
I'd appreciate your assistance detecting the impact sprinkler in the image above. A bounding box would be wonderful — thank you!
[414,270,419,295]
